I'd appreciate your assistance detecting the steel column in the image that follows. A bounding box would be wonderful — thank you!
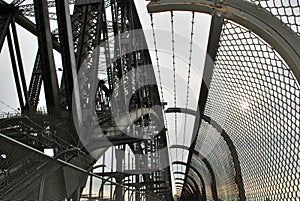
[33,0,59,120]
[55,0,78,110]
[185,10,224,201]
[115,148,125,201]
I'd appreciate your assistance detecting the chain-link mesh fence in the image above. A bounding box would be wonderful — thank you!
[202,19,299,200]
[248,0,300,36]
[194,121,238,200]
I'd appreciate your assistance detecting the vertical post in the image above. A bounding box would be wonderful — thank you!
[33,0,59,121]
[55,0,78,111]
[186,10,224,201]
[55,0,82,144]
[115,148,125,201]
[89,170,93,201]
[136,175,141,201]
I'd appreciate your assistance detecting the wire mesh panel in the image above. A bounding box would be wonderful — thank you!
[0,134,65,200]
[190,157,214,200]
[194,121,238,200]
[0,134,101,200]
[247,0,300,36]
[204,19,300,200]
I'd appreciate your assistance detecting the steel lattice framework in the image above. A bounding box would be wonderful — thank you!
[0,0,299,201]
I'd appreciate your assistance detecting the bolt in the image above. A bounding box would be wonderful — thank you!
[216,11,222,18]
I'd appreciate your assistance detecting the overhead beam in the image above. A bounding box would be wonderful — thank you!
[173,172,201,196]
[165,107,197,116]
[175,178,197,201]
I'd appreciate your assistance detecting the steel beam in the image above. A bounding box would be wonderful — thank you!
[33,0,59,120]
[165,107,197,116]
[115,148,125,201]
[27,52,42,109]
[55,0,77,110]
[86,136,144,150]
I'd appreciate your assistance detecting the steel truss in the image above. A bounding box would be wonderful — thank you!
[0,0,173,200]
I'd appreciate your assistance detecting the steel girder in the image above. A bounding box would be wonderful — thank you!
[0,1,31,113]
[33,0,59,120]
[0,0,173,200]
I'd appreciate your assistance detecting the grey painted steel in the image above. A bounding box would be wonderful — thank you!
[27,52,43,109]
[170,144,190,150]
[0,0,60,52]
[191,11,223,200]
[33,0,59,119]
[55,0,78,111]
[3,15,31,112]
[165,107,197,116]
[147,0,300,83]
